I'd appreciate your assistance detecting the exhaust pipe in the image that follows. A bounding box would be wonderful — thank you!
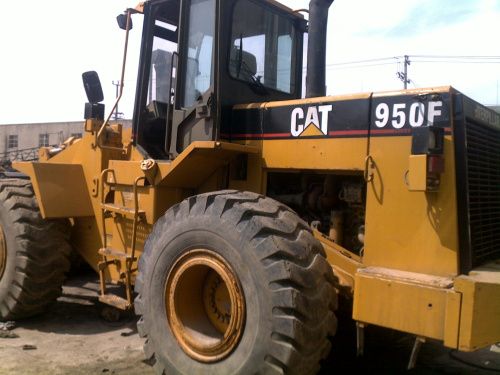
[306,0,334,98]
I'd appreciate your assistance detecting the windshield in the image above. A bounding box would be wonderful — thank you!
[230,0,297,94]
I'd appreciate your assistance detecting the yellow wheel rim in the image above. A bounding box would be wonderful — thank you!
[165,249,245,363]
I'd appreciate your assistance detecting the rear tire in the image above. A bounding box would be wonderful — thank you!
[0,179,71,319]
[135,190,337,374]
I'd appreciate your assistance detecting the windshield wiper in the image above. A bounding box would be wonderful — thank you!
[240,61,269,95]
[236,36,268,95]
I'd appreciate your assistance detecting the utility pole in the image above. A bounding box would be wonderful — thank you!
[397,55,411,89]
[112,80,121,120]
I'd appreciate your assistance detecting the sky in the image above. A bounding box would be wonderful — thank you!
[0,0,499,124]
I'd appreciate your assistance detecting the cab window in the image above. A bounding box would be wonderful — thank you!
[229,0,297,94]
[182,0,216,108]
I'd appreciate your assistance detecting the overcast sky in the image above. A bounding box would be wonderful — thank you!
[0,0,499,124]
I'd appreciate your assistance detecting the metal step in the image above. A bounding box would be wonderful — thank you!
[98,294,132,310]
[101,203,145,219]
[98,247,135,260]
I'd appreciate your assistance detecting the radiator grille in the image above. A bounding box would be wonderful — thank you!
[465,119,500,267]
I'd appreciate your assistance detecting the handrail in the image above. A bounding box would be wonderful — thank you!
[99,169,115,248]
[130,176,146,262]
[164,51,179,155]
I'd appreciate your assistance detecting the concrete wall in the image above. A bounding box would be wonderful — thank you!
[0,120,132,156]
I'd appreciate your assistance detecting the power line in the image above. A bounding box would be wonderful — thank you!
[323,54,500,68]
[313,54,500,89]
[303,61,398,72]
[411,60,500,64]
[326,56,400,67]
[327,62,399,70]
[411,55,500,59]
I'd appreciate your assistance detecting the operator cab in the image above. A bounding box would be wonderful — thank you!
[132,0,305,160]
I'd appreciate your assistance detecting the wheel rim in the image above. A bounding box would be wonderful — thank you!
[0,225,6,279]
[165,249,245,363]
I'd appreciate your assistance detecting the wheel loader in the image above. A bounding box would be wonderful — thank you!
[1,0,499,373]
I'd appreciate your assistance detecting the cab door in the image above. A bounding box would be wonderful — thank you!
[168,0,218,157]
[133,0,179,160]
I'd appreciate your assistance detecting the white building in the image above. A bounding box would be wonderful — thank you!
[0,120,131,163]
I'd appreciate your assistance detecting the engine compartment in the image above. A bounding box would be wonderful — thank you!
[267,172,366,255]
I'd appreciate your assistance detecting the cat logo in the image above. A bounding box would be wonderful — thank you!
[291,105,332,137]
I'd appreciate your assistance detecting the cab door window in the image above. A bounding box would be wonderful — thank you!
[148,20,178,105]
[182,0,216,108]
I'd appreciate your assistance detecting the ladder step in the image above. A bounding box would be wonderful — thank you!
[99,294,132,310]
[101,203,145,219]
[98,247,135,260]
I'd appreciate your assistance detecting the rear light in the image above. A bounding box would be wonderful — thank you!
[407,126,445,192]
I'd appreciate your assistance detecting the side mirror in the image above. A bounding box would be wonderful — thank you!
[117,13,133,30]
[82,71,104,104]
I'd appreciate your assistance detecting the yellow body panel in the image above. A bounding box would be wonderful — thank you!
[157,141,258,187]
[261,138,367,171]
[363,136,459,276]
[353,267,458,341]
[314,229,363,294]
[454,262,500,351]
[443,291,462,348]
[14,162,93,218]
[352,263,500,349]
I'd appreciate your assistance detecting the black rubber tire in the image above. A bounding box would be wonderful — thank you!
[135,190,337,375]
[0,178,71,320]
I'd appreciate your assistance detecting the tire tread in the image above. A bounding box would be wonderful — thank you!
[135,191,337,375]
[0,179,71,320]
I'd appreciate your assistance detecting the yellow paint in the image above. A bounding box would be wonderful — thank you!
[261,138,367,171]
[372,86,452,99]
[15,162,93,218]
[353,267,459,341]
[314,229,363,294]
[363,136,459,276]
[301,124,325,137]
[156,141,258,187]
[444,291,461,348]
[454,262,500,351]
[107,160,146,185]
[71,217,102,273]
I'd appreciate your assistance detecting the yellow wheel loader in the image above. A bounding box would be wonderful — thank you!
[1,0,499,373]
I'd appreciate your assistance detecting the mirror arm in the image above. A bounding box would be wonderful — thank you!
[96,9,132,152]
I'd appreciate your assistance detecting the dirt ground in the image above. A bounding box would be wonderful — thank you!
[0,270,151,375]
[0,269,499,375]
